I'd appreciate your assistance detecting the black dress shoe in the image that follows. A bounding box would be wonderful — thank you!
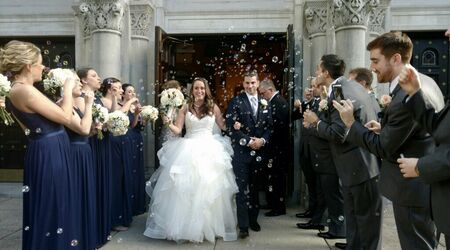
[317,232,345,239]
[335,242,347,249]
[264,209,286,217]
[249,222,261,232]
[296,221,325,230]
[295,210,312,218]
[238,229,249,239]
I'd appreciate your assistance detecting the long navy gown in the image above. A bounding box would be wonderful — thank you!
[127,112,146,215]
[6,100,74,250]
[66,108,97,250]
[89,98,112,246]
[110,123,134,228]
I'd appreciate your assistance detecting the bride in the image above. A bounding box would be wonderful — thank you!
[144,77,238,243]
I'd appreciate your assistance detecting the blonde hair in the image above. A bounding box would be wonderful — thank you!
[0,40,41,80]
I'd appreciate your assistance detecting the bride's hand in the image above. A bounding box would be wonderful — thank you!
[233,121,242,130]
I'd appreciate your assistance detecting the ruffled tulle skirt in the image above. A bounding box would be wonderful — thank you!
[144,134,238,243]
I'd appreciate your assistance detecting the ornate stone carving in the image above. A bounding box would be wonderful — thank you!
[368,7,386,34]
[79,0,125,34]
[333,0,379,28]
[130,5,153,37]
[304,1,329,37]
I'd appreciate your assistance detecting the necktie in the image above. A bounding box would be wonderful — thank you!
[250,96,258,117]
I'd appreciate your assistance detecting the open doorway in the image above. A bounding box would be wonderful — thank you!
[154,27,297,195]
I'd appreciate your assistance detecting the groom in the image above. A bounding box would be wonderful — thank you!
[226,71,273,239]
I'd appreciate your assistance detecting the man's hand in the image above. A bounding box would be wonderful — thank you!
[294,99,302,112]
[248,137,264,150]
[364,120,381,134]
[303,109,319,125]
[397,157,419,178]
[332,99,355,128]
[399,64,421,97]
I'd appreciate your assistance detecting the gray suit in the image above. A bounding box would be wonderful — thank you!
[315,78,382,250]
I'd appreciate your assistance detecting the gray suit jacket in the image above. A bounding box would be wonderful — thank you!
[315,78,380,187]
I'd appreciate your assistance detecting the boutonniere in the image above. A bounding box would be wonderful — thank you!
[318,99,328,112]
[379,94,392,108]
[260,99,268,109]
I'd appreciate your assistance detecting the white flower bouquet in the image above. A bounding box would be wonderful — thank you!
[92,103,109,139]
[318,99,328,112]
[106,110,130,136]
[159,88,184,116]
[42,68,73,101]
[379,94,392,108]
[141,105,159,123]
[0,73,14,125]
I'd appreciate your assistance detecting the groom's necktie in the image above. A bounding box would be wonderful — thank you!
[250,96,258,117]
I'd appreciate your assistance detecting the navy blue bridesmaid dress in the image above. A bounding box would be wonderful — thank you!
[6,100,74,250]
[127,112,146,215]
[89,98,112,246]
[110,119,134,228]
[66,108,97,250]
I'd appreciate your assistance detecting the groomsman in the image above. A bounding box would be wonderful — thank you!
[303,54,382,250]
[258,79,288,216]
[226,71,273,239]
[332,32,444,250]
[293,84,321,219]
[295,79,345,240]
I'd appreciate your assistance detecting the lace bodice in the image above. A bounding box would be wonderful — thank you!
[184,112,215,138]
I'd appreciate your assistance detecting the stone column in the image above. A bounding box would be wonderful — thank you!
[333,0,379,72]
[79,0,126,79]
[305,1,328,76]
[130,1,155,174]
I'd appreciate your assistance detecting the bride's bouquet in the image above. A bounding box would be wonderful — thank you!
[140,105,159,124]
[0,73,14,126]
[159,88,184,117]
[106,110,130,136]
[42,68,73,101]
[92,103,109,139]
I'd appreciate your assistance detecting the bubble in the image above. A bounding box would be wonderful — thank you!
[240,44,246,52]
[250,150,256,156]
[46,232,51,237]
[280,197,284,201]
[140,86,145,91]
[338,215,345,221]
[228,26,234,31]
[107,235,112,241]
[272,56,278,63]
[46,40,52,45]
[35,128,42,134]
[24,226,30,231]
[71,239,78,247]
[117,238,123,243]
[283,68,288,73]
[57,228,63,234]
[268,186,273,192]
[256,156,262,162]
[269,36,274,41]
[265,52,270,56]
[239,138,247,146]
[22,185,30,193]
[295,51,301,56]
[63,61,68,66]
[251,40,257,45]
[290,67,295,73]
[43,50,49,55]
[268,163,272,168]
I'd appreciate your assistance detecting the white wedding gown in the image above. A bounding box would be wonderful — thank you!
[144,112,238,243]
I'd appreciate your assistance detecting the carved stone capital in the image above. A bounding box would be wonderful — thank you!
[305,6,328,36]
[79,0,125,34]
[368,0,390,34]
[333,0,379,28]
[130,4,153,37]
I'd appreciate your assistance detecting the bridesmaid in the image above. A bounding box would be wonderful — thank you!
[76,68,111,247]
[1,40,76,249]
[158,80,182,149]
[101,78,137,231]
[121,83,146,215]
[65,71,97,250]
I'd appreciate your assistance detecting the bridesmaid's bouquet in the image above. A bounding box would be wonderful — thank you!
[159,88,184,117]
[92,103,109,139]
[106,111,130,136]
[141,105,159,124]
[0,73,14,126]
[42,68,73,101]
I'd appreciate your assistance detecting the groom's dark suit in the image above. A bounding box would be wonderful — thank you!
[226,92,273,231]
